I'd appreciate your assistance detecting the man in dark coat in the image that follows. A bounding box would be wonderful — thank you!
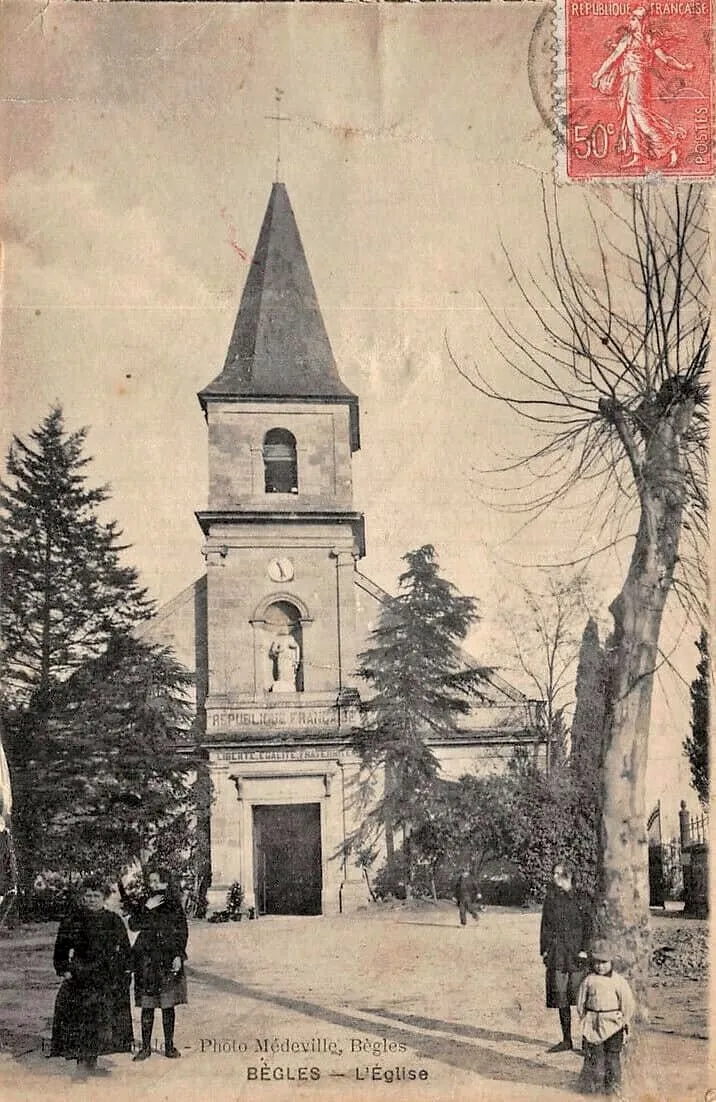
[51,877,134,1076]
[540,860,592,1052]
[454,868,482,926]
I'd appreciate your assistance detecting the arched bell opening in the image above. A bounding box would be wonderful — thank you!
[263,429,298,495]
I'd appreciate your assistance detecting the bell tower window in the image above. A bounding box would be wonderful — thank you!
[263,429,298,494]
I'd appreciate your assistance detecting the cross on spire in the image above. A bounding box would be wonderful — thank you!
[266,88,290,183]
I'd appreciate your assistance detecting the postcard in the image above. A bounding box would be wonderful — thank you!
[0,3,710,1101]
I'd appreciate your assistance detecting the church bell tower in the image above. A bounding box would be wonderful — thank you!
[196,183,366,915]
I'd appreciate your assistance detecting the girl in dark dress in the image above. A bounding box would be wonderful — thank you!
[129,867,188,1060]
[50,876,134,1076]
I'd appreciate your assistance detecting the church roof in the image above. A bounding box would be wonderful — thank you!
[199,182,360,450]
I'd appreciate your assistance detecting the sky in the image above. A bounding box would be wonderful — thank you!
[1,1,704,824]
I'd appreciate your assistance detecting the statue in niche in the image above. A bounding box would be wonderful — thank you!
[268,629,300,693]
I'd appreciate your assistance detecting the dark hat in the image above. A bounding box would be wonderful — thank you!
[589,938,612,961]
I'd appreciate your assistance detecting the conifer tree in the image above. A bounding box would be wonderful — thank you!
[0,407,168,905]
[38,633,196,879]
[352,545,488,877]
[571,617,607,790]
[684,629,709,806]
[0,406,153,708]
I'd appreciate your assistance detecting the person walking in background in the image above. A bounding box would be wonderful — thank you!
[128,867,188,1061]
[577,939,635,1095]
[540,860,592,1052]
[454,867,482,926]
[50,875,134,1077]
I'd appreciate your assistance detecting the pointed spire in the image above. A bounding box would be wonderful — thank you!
[199,183,359,450]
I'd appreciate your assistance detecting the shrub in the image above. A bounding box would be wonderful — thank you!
[373,857,408,900]
[208,881,245,923]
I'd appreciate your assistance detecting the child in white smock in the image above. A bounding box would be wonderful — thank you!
[577,939,635,1095]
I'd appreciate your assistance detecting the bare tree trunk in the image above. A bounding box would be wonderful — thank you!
[599,403,693,1012]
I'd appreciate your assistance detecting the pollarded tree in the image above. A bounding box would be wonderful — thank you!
[449,184,709,1003]
[0,406,153,709]
[683,629,709,806]
[351,545,489,882]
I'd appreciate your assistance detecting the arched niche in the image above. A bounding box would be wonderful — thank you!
[251,596,312,694]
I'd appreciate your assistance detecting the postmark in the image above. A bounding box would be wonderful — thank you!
[558,0,713,178]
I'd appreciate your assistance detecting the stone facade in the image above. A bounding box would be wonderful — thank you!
[141,183,542,916]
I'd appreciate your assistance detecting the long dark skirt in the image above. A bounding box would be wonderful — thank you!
[51,976,134,1059]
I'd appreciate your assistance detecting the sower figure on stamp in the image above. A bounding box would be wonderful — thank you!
[591,7,694,169]
[454,868,482,926]
[540,861,592,1052]
[577,939,635,1095]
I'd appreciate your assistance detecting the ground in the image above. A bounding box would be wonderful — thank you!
[0,902,709,1102]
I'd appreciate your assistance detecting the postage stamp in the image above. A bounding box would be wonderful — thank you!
[559,0,714,178]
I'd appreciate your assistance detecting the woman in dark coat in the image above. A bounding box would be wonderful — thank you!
[129,867,188,1060]
[540,860,592,1052]
[50,876,134,1076]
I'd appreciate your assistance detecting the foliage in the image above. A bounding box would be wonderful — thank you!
[208,881,245,923]
[683,629,709,805]
[571,617,607,789]
[27,871,84,922]
[0,407,164,910]
[372,855,408,901]
[372,757,596,906]
[226,881,245,917]
[410,774,514,889]
[477,860,529,907]
[5,633,197,901]
[354,844,379,902]
[0,406,153,707]
[351,545,488,875]
[506,756,599,900]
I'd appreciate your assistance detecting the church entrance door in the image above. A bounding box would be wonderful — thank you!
[253,803,322,915]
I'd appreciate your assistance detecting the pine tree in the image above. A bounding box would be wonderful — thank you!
[0,407,157,905]
[0,406,153,708]
[34,633,197,881]
[352,545,487,879]
[570,617,607,791]
[684,629,709,806]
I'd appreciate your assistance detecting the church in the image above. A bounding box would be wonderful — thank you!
[143,182,543,917]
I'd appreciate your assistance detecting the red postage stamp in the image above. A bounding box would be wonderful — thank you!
[560,0,713,178]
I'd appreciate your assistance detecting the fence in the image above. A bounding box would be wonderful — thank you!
[648,838,683,906]
[679,800,709,917]
[680,802,709,847]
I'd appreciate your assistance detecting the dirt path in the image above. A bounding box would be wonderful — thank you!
[0,905,708,1102]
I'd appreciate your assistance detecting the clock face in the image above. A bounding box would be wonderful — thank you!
[267,557,294,583]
